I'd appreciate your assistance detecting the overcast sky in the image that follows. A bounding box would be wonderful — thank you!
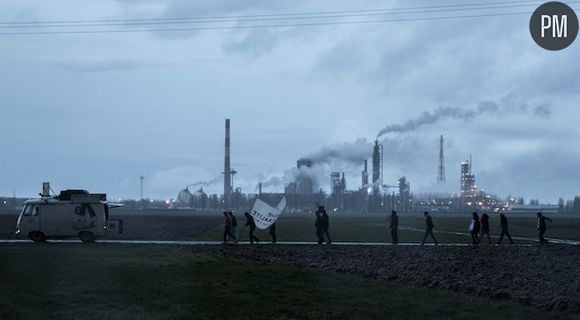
[0,0,579,203]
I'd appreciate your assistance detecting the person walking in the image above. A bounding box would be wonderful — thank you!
[315,206,324,244]
[537,212,553,245]
[320,207,332,244]
[469,212,481,245]
[228,211,238,243]
[497,212,514,245]
[244,212,260,244]
[389,210,399,244]
[480,213,492,245]
[223,211,236,243]
[421,211,438,245]
[269,222,277,244]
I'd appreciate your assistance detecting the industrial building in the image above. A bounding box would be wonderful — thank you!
[171,119,512,214]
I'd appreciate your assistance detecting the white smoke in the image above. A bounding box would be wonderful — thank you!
[187,177,221,188]
[376,95,551,139]
[258,165,324,192]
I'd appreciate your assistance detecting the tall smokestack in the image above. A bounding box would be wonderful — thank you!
[372,140,382,186]
[437,134,446,182]
[362,160,369,187]
[224,119,231,210]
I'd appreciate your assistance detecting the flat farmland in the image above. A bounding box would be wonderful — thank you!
[1,209,579,244]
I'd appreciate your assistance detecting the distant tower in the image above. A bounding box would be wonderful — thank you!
[140,175,144,201]
[437,135,446,182]
[370,140,384,212]
[361,160,369,187]
[372,140,383,186]
[460,158,475,195]
[140,175,144,209]
[224,119,231,210]
[295,158,314,194]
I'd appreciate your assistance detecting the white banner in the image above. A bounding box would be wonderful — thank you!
[250,197,286,230]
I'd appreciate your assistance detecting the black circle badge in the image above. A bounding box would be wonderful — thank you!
[530,1,578,50]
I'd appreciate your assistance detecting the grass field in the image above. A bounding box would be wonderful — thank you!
[2,209,579,244]
[0,244,576,320]
[199,212,580,244]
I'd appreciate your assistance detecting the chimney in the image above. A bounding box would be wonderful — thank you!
[372,140,382,186]
[362,160,369,187]
[224,119,231,210]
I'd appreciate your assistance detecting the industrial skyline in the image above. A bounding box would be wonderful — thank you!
[171,117,499,213]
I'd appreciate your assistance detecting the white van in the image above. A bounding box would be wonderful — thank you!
[16,189,123,242]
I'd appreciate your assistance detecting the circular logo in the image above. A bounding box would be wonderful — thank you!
[530,1,578,51]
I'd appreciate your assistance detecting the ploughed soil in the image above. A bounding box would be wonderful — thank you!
[195,244,580,314]
[0,211,221,240]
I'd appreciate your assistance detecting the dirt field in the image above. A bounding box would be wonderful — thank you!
[203,244,580,314]
[2,244,575,320]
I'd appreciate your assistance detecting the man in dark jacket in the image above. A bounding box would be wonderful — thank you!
[497,212,513,245]
[390,210,399,244]
[320,208,332,244]
[315,207,324,244]
[223,211,236,243]
[480,213,492,245]
[537,212,553,245]
[244,212,260,244]
[228,211,238,243]
[421,211,438,245]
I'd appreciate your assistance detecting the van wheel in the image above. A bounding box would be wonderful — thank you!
[79,231,95,243]
[29,232,46,242]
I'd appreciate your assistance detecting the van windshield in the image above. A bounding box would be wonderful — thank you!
[17,204,31,225]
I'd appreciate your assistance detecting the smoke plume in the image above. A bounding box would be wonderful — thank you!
[187,177,221,188]
[258,165,323,191]
[376,95,551,139]
[304,138,373,166]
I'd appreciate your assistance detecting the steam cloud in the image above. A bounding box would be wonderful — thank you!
[258,166,323,191]
[305,138,373,166]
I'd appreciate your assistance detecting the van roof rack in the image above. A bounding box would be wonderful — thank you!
[58,189,89,201]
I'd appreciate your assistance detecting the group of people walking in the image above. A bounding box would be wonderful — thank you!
[467,212,513,245]
[223,211,276,244]
[225,207,554,245]
[388,210,553,245]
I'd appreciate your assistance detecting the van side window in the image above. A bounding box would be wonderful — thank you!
[31,206,39,216]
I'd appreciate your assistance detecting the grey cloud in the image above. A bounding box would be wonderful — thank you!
[222,28,278,57]
[160,0,276,18]
[54,59,156,73]
[146,0,280,40]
